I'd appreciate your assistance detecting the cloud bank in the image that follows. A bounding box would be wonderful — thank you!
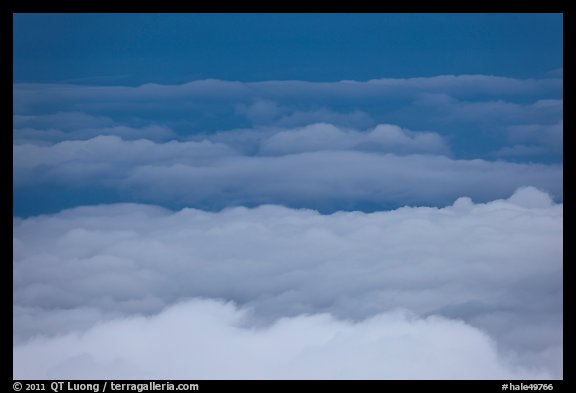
[13,187,562,379]
[13,299,554,380]
[13,128,562,212]
[13,75,563,217]
[13,75,563,160]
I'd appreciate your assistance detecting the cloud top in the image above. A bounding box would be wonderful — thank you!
[13,188,562,378]
[13,299,554,380]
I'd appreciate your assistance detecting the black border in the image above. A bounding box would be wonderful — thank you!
[8,1,567,13]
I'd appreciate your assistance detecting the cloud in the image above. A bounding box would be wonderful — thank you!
[13,111,177,144]
[546,68,563,78]
[508,121,563,148]
[259,123,449,156]
[410,95,562,125]
[490,121,563,159]
[135,152,560,210]
[13,125,177,145]
[13,299,555,380]
[236,100,286,124]
[14,112,115,131]
[273,108,374,129]
[13,129,562,210]
[13,188,563,378]
[13,135,237,187]
[13,76,562,115]
[12,75,562,161]
[12,73,563,379]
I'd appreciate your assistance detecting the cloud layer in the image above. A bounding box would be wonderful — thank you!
[13,187,563,378]
[13,74,563,379]
[13,75,563,217]
[13,129,562,213]
[13,75,563,161]
[13,299,554,380]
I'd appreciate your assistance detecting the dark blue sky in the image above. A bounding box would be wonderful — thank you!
[14,13,563,84]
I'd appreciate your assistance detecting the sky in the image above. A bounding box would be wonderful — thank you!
[13,14,563,83]
[13,13,563,379]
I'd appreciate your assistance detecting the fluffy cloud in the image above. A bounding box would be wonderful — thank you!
[13,75,563,160]
[13,129,562,211]
[259,123,449,155]
[13,299,554,380]
[13,187,563,378]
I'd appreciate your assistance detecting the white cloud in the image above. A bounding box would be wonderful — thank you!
[13,75,562,164]
[11,77,561,135]
[13,299,554,380]
[259,123,449,156]
[13,187,562,378]
[13,131,562,208]
[13,135,237,187]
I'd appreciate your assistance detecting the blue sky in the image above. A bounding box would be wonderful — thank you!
[14,13,562,84]
[13,14,563,379]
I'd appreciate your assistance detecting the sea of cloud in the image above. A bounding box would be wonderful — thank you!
[13,74,563,379]
[13,187,562,379]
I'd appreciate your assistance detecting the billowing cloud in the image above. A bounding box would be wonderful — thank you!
[13,299,555,380]
[13,187,563,378]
